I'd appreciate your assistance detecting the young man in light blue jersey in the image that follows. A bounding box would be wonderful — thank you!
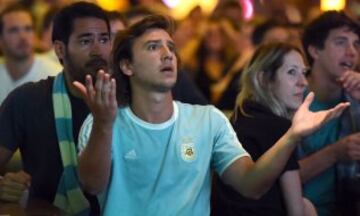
[299,11,360,216]
[74,15,349,215]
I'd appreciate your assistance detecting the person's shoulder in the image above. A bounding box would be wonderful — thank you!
[18,76,54,90]
[176,101,229,121]
[176,100,214,112]
[35,54,59,65]
[233,100,290,133]
[6,77,54,101]
[0,78,54,114]
[0,58,7,72]
[34,54,62,75]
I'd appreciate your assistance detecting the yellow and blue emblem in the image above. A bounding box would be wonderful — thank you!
[181,138,196,162]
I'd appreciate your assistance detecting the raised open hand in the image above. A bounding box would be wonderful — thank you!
[73,70,118,126]
[290,92,350,139]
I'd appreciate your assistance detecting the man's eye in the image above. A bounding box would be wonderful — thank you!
[168,44,175,52]
[100,37,110,44]
[335,40,346,46]
[8,27,19,34]
[80,39,90,45]
[148,44,157,50]
[354,42,360,50]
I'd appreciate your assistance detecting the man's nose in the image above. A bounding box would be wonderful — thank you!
[19,28,33,39]
[161,45,173,61]
[346,43,358,57]
[90,42,102,56]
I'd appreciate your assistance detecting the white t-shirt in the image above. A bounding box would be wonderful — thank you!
[0,54,62,104]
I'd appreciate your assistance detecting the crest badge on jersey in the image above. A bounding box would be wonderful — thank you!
[181,137,196,162]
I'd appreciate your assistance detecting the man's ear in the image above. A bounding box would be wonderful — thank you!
[308,45,319,60]
[119,59,133,76]
[53,40,65,64]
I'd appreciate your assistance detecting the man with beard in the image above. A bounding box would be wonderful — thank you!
[0,3,61,104]
[0,2,111,215]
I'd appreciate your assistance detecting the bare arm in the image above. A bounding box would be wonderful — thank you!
[221,92,349,198]
[279,170,305,216]
[303,197,318,216]
[78,121,113,194]
[222,130,298,199]
[298,144,337,182]
[74,71,117,195]
[299,132,360,182]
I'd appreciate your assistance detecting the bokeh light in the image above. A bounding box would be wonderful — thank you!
[96,0,128,11]
[165,0,218,19]
[240,0,254,20]
[321,0,346,11]
[163,0,181,9]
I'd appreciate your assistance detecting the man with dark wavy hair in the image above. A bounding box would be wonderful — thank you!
[299,10,360,215]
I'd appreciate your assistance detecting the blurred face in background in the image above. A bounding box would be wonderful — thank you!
[0,10,35,60]
[204,22,226,53]
[262,26,290,45]
[110,19,126,42]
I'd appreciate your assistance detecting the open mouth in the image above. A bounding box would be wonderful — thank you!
[340,61,354,70]
[160,66,173,73]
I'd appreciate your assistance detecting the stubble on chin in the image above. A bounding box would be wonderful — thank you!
[66,60,110,86]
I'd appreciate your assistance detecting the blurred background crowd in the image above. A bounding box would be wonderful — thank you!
[1,1,360,215]
[1,0,359,111]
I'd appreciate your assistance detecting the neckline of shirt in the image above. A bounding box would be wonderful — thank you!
[125,101,178,130]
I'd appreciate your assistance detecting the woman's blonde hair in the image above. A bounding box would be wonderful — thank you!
[235,42,304,119]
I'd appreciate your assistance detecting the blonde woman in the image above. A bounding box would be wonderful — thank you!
[213,43,317,216]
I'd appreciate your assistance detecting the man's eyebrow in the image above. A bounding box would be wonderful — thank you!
[142,40,161,47]
[333,36,348,40]
[77,32,110,38]
[144,40,161,44]
[77,33,93,38]
[142,39,175,48]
